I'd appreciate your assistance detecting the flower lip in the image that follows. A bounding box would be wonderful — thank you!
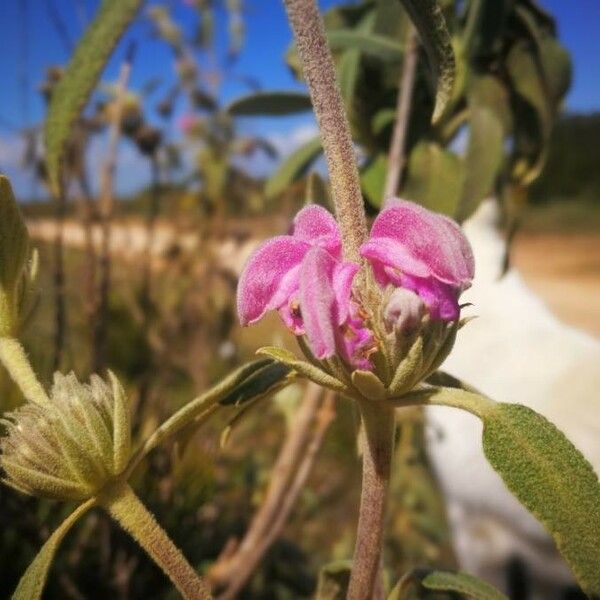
[362,199,475,289]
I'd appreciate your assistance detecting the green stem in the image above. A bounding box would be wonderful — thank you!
[348,400,396,600]
[283,0,368,263]
[0,337,50,407]
[101,483,212,600]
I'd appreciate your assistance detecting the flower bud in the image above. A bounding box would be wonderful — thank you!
[0,371,131,501]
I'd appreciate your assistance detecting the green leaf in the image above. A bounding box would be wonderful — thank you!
[0,176,29,334]
[11,499,95,600]
[0,176,29,294]
[457,104,504,221]
[409,386,600,597]
[226,91,312,116]
[482,403,600,596]
[131,359,294,465]
[398,0,456,122]
[265,137,322,199]
[404,141,465,217]
[327,30,403,62]
[45,0,141,198]
[361,153,387,209]
[422,570,508,600]
[257,346,350,394]
[315,560,352,600]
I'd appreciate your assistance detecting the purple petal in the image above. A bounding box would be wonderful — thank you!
[299,246,339,359]
[365,200,474,288]
[291,205,341,255]
[237,236,309,326]
[332,262,359,325]
[400,274,460,321]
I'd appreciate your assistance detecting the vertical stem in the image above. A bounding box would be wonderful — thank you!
[283,0,367,262]
[52,188,66,372]
[101,483,212,600]
[348,400,396,600]
[383,25,419,201]
[94,47,134,372]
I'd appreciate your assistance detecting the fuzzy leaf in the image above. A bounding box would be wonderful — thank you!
[108,370,131,474]
[265,137,322,199]
[411,386,600,597]
[327,30,403,61]
[482,403,600,596]
[457,104,504,222]
[422,570,508,599]
[0,177,29,296]
[11,499,95,600]
[315,560,352,600]
[398,0,455,122]
[45,0,141,198]
[257,346,350,394]
[226,91,312,116]
[404,142,465,217]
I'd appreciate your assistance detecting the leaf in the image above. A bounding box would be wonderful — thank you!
[45,0,141,198]
[422,570,508,600]
[0,176,29,294]
[403,142,464,217]
[226,91,312,116]
[315,560,352,600]
[132,359,294,464]
[482,403,600,596]
[257,346,350,394]
[327,30,403,62]
[219,361,293,406]
[398,0,456,122]
[360,153,387,209]
[11,499,95,600]
[410,386,600,597]
[265,137,322,199]
[457,104,504,222]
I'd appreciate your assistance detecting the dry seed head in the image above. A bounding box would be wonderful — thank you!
[0,371,131,501]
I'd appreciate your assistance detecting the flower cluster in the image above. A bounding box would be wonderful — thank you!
[0,372,131,501]
[237,200,474,395]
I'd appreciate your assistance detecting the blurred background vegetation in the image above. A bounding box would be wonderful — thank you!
[0,0,598,598]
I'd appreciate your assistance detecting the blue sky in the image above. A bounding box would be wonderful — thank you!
[0,0,599,198]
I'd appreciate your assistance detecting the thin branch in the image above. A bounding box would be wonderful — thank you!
[383,25,419,201]
[209,384,336,598]
[52,187,67,372]
[94,46,135,373]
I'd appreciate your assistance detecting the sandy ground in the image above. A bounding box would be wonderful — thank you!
[27,219,600,338]
[513,232,600,337]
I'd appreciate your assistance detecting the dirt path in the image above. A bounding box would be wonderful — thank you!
[514,232,600,337]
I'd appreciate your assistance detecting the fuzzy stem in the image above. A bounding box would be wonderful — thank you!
[0,336,50,407]
[283,0,368,262]
[348,400,396,600]
[101,483,212,600]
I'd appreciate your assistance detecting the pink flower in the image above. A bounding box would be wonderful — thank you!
[177,114,199,134]
[237,205,374,368]
[360,200,474,320]
[237,200,474,372]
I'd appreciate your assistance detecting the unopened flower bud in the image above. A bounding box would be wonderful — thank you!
[0,372,131,501]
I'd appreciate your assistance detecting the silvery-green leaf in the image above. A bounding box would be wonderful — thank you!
[226,91,312,116]
[11,499,95,600]
[422,570,508,599]
[45,0,142,197]
[315,560,352,600]
[398,0,455,122]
